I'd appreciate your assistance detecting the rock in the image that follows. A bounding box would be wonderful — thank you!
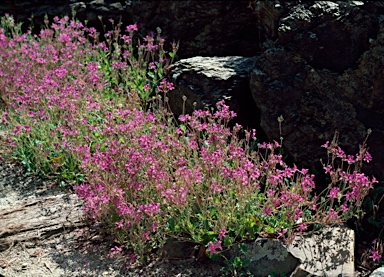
[161,240,206,261]
[288,226,355,277]
[0,1,261,58]
[125,1,261,58]
[168,56,261,131]
[249,0,384,181]
[370,267,384,277]
[225,238,300,277]
[222,226,355,276]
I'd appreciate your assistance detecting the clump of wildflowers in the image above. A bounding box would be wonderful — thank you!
[72,97,376,259]
[0,14,177,183]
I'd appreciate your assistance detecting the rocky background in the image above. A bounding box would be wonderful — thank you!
[250,1,384,185]
[0,0,261,58]
[1,0,384,183]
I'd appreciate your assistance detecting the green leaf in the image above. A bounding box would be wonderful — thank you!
[238,243,248,253]
[368,216,383,227]
[179,124,186,132]
[371,187,384,201]
[362,197,373,210]
[99,144,105,152]
[202,232,217,246]
[242,259,251,268]
[223,236,234,247]
[92,131,100,138]
[209,207,217,218]
[233,256,242,268]
[207,231,216,237]
[167,217,176,231]
[265,225,275,235]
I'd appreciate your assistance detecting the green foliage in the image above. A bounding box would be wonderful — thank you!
[363,187,384,228]
[220,243,253,277]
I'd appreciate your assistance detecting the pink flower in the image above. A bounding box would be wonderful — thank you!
[115,220,124,229]
[108,246,122,258]
[345,155,355,164]
[262,206,272,216]
[370,249,381,262]
[152,222,157,232]
[277,228,287,239]
[126,23,138,33]
[167,82,174,91]
[340,204,349,213]
[297,223,307,232]
[327,208,339,221]
[206,240,222,255]
[218,229,226,240]
[364,151,372,163]
[149,62,156,70]
[321,141,329,148]
[1,111,8,124]
[328,187,340,200]
[335,147,345,159]
[142,231,151,242]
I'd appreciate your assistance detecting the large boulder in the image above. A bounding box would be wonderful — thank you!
[223,226,354,277]
[0,0,261,58]
[249,1,384,181]
[168,56,262,131]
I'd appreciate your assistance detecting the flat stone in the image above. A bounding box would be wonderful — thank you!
[288,226,355,276]
[226,238,299,277]
[222,226,355,276]
[370,267,384,277]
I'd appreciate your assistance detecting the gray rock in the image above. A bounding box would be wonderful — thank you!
[70,2,86,13]
[288,226,355,276]
[225,238,300,277]
[168,56,261,131]
[370,267,384,277]
[221,226,355,277]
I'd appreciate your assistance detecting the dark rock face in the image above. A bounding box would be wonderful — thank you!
[126,1,260,58]
[249,1,384,180]
[0,0,261,58]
